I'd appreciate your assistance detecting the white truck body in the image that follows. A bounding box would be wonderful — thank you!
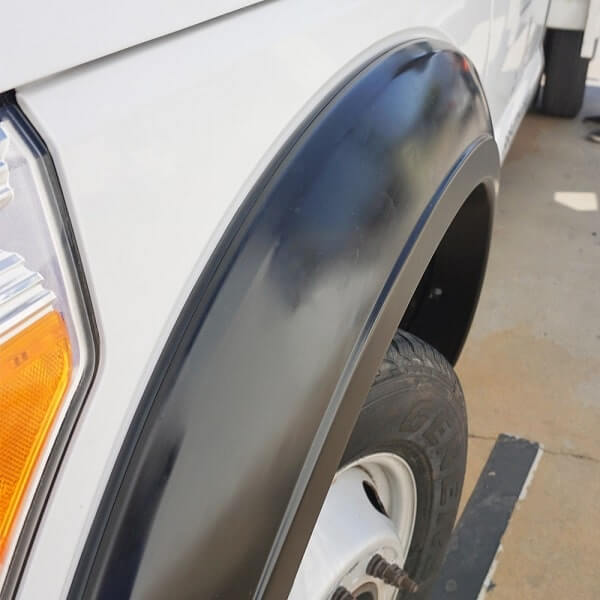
[0,0,594,597]
[548,0,600,56]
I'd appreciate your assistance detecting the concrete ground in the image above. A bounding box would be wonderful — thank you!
[456,59,600,598]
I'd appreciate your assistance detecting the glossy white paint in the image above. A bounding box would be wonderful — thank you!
[547,0,600,58]
[483,0,545,131]
[12,1,547,597]
[496,42,545,159]
[0,0,264,92]
[526,0,553,72]
[582,0,600,57]
[547,0,590,30]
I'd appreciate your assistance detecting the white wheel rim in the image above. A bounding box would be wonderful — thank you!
[288,452,417,600]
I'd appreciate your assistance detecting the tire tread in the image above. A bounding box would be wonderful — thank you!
[378,330,459,392]
[345,330,468,597]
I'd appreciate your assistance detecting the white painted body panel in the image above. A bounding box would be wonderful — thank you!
[547,0,590,29]
[486,0,548,157]
[11,1,546,597]
[547,0,600,58]
[0,0,263,91]
[582,0,600,57]
[485,0,535,141]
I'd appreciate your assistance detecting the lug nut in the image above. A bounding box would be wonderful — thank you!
[331,586,355,600]
[366,553,419,593]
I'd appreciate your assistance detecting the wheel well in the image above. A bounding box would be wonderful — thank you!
[400,183,493,364]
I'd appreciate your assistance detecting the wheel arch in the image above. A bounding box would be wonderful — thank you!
[400,181,494,365]
[263,139,498,599]
[70,38,500,600]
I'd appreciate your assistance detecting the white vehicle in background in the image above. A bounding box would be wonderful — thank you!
[542,0,600,115]
[0,2,596,600]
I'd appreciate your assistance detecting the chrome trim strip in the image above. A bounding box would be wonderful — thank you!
[0,250,23,272]
[0,272,44,304]
[0,250,55,338]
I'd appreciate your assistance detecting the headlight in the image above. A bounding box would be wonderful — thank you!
[0,101,96,589]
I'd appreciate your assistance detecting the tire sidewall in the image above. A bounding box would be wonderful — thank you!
[340,365,467,597]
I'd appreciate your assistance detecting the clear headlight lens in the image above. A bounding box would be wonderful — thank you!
[0,103,95,585]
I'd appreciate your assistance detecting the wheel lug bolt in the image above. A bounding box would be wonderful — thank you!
[366,553,419,593]
[331,586,355,600]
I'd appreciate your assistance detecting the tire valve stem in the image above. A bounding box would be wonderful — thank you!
[331,586,355,600]
[366,553,419,593]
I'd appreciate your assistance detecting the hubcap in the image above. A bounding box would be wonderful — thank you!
[288,452,417,600]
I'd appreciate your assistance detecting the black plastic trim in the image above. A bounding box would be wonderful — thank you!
[70,39,499,600]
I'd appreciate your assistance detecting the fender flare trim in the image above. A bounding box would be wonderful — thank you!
[261,135,498,598]
[70,39,499,600]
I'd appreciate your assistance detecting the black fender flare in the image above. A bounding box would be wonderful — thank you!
[71,38,500,599]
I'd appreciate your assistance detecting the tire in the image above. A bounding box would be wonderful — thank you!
[340,330,467,598]
[541,28,589,118]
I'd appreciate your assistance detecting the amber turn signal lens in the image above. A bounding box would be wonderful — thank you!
[0,311,71,559]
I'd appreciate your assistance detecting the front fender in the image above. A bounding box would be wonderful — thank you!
[73,39,499,599]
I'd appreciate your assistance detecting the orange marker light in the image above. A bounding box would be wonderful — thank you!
[0,310,71,560]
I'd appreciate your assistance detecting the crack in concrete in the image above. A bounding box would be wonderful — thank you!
[542,447,600,464]
[469,433,499,441]
[468,433,600,464]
